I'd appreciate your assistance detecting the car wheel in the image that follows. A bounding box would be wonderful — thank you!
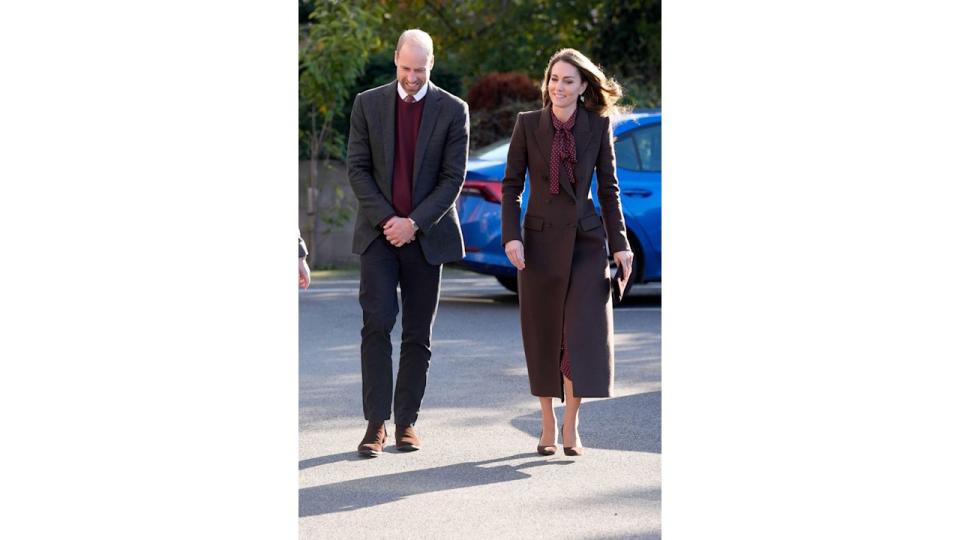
[495,275,518,293]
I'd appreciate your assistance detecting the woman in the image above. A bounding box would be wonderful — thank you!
[501,48,633,456]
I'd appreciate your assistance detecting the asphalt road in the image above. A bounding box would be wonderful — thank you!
[299,269,661,539]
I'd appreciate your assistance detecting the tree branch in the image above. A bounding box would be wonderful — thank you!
[422,0,464,41]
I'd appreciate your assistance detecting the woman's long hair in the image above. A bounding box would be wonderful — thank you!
[540,48,623,117]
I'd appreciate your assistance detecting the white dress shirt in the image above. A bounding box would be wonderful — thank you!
[397,82,428,103]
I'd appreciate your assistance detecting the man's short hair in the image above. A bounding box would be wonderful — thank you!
[396,29,434,57]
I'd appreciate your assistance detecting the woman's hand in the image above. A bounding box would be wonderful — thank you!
[299,257,311,289]
[505,240,526,270]
[613,250,633,284]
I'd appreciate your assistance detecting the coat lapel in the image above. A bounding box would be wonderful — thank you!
[573,106,596,196]
[412,83,441,194]
[380,82,397,195]
[535,108,576,200]
[534,107,553,166]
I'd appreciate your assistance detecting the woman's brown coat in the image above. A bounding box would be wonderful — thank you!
[502,105,630,398]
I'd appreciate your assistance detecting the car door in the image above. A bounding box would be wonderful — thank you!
[592,120,662,279]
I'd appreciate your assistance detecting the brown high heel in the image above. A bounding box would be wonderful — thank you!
[536,428,557,456]
[561,423,584,456]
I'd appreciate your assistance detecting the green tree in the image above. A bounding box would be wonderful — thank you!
[578,0,661,108]
[376,0,660,106]
[299,0,384,257]
[361,0,660,146]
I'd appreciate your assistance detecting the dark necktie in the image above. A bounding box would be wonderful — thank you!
[404,95,415,103]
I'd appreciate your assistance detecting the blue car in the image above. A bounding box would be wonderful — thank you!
[454,111,661,295]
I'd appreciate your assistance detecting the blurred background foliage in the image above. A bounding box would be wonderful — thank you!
[300,0,660,159]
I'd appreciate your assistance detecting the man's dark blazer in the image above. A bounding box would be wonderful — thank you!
[346,81,469,265]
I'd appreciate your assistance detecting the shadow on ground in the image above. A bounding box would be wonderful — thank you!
[618,292,661,308]
[439,289,660,309]
[298,451,367,470]
[586,533,661,540]
[299,453,574,517]
[510,391,661,454]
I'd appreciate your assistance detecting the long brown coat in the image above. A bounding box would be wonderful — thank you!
[502,106,630,398]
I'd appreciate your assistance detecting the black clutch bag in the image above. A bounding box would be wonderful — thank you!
[610,263,627,304]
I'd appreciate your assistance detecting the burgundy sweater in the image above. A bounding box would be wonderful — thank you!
[391,93,425,218]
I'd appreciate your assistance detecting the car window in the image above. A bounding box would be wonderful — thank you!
[614,135,641,170]
[615,123,661,172]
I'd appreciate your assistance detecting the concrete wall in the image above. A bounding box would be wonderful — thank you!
[300,160,360,268]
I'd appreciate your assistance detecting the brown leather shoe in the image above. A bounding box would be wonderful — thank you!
[395,424,421,452]
[357,421,387,458]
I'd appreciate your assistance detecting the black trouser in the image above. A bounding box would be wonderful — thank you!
[358,236,442,426]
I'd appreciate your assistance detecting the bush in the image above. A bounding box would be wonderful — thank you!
[469,98,541,150]
[465,72,541,150]
[617,75,661,110]
[466,72,541,112]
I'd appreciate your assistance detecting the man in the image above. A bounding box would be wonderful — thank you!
[346,29,469,457]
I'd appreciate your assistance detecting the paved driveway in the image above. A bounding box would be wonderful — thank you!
[299,270,661,539]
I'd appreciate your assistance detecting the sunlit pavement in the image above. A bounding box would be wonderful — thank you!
[299,269,661,539]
